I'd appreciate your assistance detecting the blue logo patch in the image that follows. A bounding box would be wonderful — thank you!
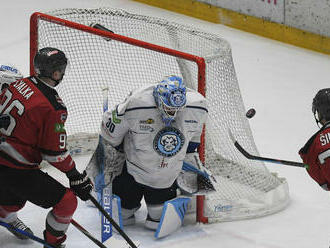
[153,127,185,157]
[0,65,18,73]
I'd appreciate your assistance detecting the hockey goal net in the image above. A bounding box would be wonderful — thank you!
[30,8,289,223]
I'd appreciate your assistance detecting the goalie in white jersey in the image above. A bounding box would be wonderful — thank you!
[90,75,208,237]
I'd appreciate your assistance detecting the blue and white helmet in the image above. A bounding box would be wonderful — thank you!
[153,75,187,126]
[0,64,23,91]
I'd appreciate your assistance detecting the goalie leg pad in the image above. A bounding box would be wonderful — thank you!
[102,193,123,241]
[154,197,191,239]
[111,194,123,229]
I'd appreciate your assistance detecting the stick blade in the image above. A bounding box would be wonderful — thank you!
[228,128,256,160]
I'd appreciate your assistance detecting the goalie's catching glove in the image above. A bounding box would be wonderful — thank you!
[66,168,93,201]
[178,161,216,195]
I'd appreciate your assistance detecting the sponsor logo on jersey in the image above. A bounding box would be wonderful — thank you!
[153,126,185,157]
[184,120,198,123]
[0,65,18,73]
[140,118,154,124]
[54,123,65,132]
[112,110,121,124]
[139,125,154,132]
[160,157,168,168]
[55,95,66,107]
[60,113,67,122]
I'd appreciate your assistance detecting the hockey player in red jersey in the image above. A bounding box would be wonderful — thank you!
[299,88,330,191]
[0,64,31,239]
[0,47,93,248]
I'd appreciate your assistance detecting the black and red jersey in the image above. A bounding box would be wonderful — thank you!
[299,123,330,189]
[0,76,75,172]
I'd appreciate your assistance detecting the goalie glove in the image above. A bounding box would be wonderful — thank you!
[177,152,217,196]
[176,169,198,195]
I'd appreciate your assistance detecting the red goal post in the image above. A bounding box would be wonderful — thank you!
[30,8,289,224]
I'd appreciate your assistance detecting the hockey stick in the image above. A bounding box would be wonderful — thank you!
[89,23,114,41]
[97,87,123,243]
[0,220,56,248]
[89,195,138,248]
[229,130,308,168]
[86,87,119,242]
[71,219,108,248]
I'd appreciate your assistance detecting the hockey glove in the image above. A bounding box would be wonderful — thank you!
[66,168,93,201]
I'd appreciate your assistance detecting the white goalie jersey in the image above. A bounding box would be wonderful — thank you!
[100,84,208,189]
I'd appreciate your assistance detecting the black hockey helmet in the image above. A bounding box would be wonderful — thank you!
[33,47,68,80]
[312,88,330,125]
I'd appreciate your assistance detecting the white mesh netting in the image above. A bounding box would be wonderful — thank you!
[32,8,289,222]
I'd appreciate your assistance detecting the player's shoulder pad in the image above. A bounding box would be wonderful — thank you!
[29,76,67,111]
[116,85,156,116]
[185,88,208,112]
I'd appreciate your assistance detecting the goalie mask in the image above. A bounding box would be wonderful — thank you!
[33,47,68,86]
[0,64,23,91]
[312,88,330,127]
[153,75,186,126]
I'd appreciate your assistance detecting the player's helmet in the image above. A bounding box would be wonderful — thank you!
[33,47,68,84]
[312,88,330,126]
[153,75,186,126]
[0,64,23,91]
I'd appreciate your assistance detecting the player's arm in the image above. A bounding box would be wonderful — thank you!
[37,108,74,172]
[177,102,215,195]
[182,95,208,169]
[100,107,128,148]
[299,134,329,190]
[316,141,330,190]
[318,157,330,190]
[39,108,92,200]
